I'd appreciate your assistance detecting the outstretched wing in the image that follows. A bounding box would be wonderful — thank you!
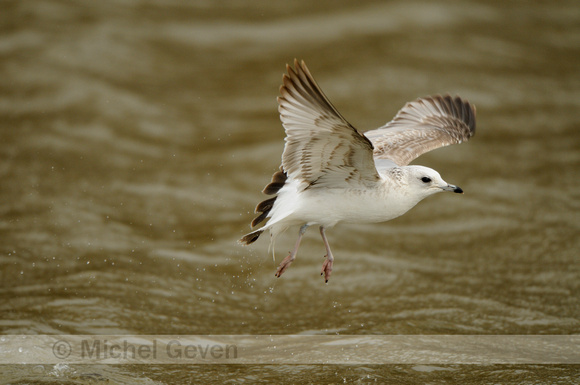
[364,95,476,167]
[278,59,380,191]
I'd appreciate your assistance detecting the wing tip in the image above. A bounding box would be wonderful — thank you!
[422,93,477,138]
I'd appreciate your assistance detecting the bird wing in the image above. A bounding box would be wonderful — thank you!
[278,60,380,191]
[364,95,476,168]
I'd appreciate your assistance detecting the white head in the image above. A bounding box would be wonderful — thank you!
[403,165,463,200]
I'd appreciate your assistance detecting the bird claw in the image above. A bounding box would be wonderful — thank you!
[275,253,295,278]
[321,255,333,283]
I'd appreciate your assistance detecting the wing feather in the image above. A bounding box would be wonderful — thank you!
[279,60,380,191]
[364,95,476,167]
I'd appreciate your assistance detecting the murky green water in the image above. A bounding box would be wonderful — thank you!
[1,0,579,383]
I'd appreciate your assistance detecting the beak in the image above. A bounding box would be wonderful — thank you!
[442,184,463,194]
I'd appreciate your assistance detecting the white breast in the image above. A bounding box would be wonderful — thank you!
[274,178,422,228]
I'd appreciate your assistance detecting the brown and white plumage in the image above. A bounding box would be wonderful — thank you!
[240,60,477,282]
[365,94,476,167]
[278,61,380,191]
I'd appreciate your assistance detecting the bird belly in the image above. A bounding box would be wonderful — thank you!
[295,187,418,226]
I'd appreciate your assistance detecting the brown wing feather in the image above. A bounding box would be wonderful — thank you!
[279,59,380,191]
[364,95,476,166]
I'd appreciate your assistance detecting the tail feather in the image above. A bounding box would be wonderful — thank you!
[251,197,276,227]
[249,166,288,228]
[239,229,264,245]
[262,167,287,195]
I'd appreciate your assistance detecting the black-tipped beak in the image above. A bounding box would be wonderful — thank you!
[442,184,463,194]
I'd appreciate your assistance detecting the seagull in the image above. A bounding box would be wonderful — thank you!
[240,59,476,282]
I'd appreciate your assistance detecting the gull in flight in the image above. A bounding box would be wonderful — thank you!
[240,60,476,282]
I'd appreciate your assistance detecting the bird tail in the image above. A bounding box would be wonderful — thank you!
[239,229,264,245]
[240,166,287,247]
[250,166,287,228]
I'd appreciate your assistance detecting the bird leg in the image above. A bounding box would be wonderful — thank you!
[319,226,334,283]
[275,224,308,278]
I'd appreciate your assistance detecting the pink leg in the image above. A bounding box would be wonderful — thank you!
[275,225,308,278]
[320,226,334,283]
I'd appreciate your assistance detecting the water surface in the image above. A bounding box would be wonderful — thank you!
[1,0,579,383]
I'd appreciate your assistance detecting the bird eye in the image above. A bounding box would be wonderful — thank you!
[421,177,432,183]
